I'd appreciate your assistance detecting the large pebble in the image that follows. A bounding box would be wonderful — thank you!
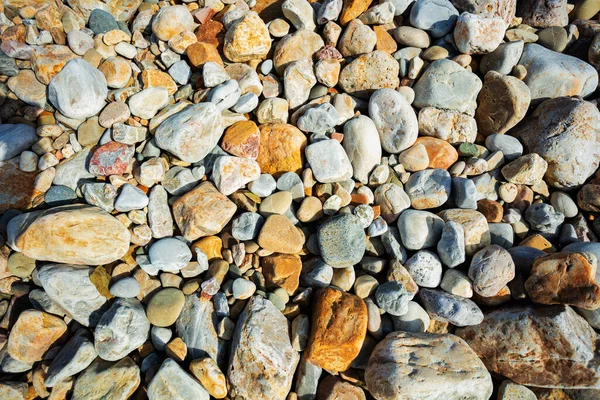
[369,88,418,153]
[45,330,97,387]
[418,288,484,326]
[318,214,366,267]
[306,139,353,183]
[454,13,506,54]
[405,168,451,209]
[72,357,140,400]
[148,359,209,400]
[410,0,459,37]
[343,115,382,184]
[338,51,400,98]
[151,5,194,41]
[468,244,515,297]
[0,124,38,162]
[397,210,444,250]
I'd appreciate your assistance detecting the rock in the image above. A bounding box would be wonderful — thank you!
[146,288,186,327]
[262,253,302,295]
[212,156,260,195]
[512,97,600,189]
[176,295,218,361]
[525,252,600,310]
[228,296,299,400]
[537,26,569,52]
[89,141,134,176]
[437,221,466,268]
[339,0,374,25]
[273,30,324,75]
[451,0,516,23]
[475,71,531,136]
[305,288,368,372]
[551,191,578,218]
[282,0,316,31]
[283,59,316,109]
[148,185,173,238]
[0,382,26,399]
[517,0,568,28]
[297,103,338,133]
[366,332,493,400]
[418,107,477,144]
[468,244,515,297]
[189,357,227,399]
[0,158,38,213]
[318,214,366,267]
[7,70,47,108]
[405,168,451,209]
[95,298,150,361]
[258,214,305,254]
[480,40,524,75]
[405,250,443,288]
[410,0,459,37]
[36,264,107,327]
[256,123,307,176]
[44,330,96,387]
[31,45,77,86]
[518,44,598,103]
[456,305,600,388]
[224,12,271,62]
[48,58,108,120]
[148,358,209,400]
[485,134,523,161]
[498,381,537,400]
[393,26,429,48]
[439,209,491,256]
[391,301,430,333]
[7,310,66,364]
[339,19,376,56]
[369,88,418,154]
[221,121,260,159]
[374,281,415,316]
[89,9,119,34]
[342,116,381,184]
[0,124,38,162]
[109,277,140,298]
[71,357,140,400]
[151,5,194,41]
[454,12,506,55]
[374,183,411,223]
[501,154,547,185]
[306,139,353,183]
[397,209,444,250]
[414,137,458,170]
[413,59,482,116]
[155,103,223,163]
[338,50,400,98]
[128,87,169,120]
[418,288,484,326]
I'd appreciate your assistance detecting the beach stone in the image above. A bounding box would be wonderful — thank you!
[366,332,492,400]
[525,252,600,310]
[47,58,108,120]
[391,300,430,333]
[128,87,169,120]
[224,11,271,62]
[209,80,242,111]
[273,30,324,75]
[437,221,466,268]
[305,288,368,371]
[454,13,506,55]
[398,210,444,250]
[414,137,458,170]
[339,0,374,25]
[369,88,418,154]
[339,19,376,57]
[451,0,516,22]
[148,358,209,400]
[393,26,429,48]
[318,214,366,267]
[480,40,524,75]
[98,57,131,89]
[95,298,150,361]
[282,0,316,31]
[212,156,260,196]
[405,168,451,209]
[172,182,237,241]
[151,5,194,41]
[109,277,140,298]
[512,97,600,189]
[284,59,316,109]
[497,381,536,400]
[399,144,429,172]
[410,0,459,37]
[148,185,173,238]
[374,183,411,223]
[441,269,473,298]
[228,296,299,400]
[316,376,365,399]
[405,250,443,288]
[338,50,400,98]
[8,205,129,265]
[45,330,96,387]
[501,154,547,185]
[113,184,148,212]
[148,238,192,274]
[260,191,293,216]
[89,141,134,176]
[297,103,338,133]
[71,357,140,400]
[7,70,47,108]
[262,253,302,294]
[456,305,600,388]
[257,123,307,176]
[306,139,353,183]
[439,209,491,256]
[550,192,578,218]
[375,281,415,316]
[187,42,223,68]
[343,115,382,183]
[89,9,118,34]
[176,295,218,360]
[475,71,531,136]
[485,134,523,161]
[537,26,568,52]
[146,288,185,327]
[189,358,227,399]
[232,212,264,241]
[468,244,515,297]
[0,124,38,162]
[31,45,77,85]
[317,0,344,24]
[7,310,66,364]
[36,264,107,327]
[518,44,598,103]
[0,159,37,212]
[517,0,568,28]
[155,103,223,163]
[419,288,484,326]
[258,214,304,254]
[222,121,260,159]
[418,107,477,144]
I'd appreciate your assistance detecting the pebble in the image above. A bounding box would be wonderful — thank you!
[410,0,459,37]
[369,88,418,153]
[469,245,515,297]
[148,238,192,274]
[405,168,451,209]
[397,209,444,250]
[212,156,261,196]
[454,13,506,55]
[0,124,38,161]
[148,359,209,400]
[44,330,96,387]
[297,103,339,133]
[318,214,366,267]
[374,281,415,316]
[114,184,148,212]
[405,250,443,288]
[391,301,430,333]
[480,40,524,75]
[109,277,140,298]
[146,288,185,327]
[437,220,466,267]
[306,139,353,183]
[418,288,484,326]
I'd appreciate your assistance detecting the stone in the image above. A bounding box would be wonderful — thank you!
[398,210,444,250]
[258,214,304,254]
[371,183,409,222]
[441,269,473,298]
[146,288,186,328]
[0,124,38,162]
[71,357,140,400]
[475,71,531,136]
[306,139,353,183]
[189,358,227,399]
[44,330,94,388]
[439,209,491,256]
[297,103,339,133]
[256,123,307,176]
[109,277,140,298]
[537,26,568,52]
[375,281,415,316]
[414,137,458,170]
[7,70,47,108]
[393,26,429,48]
[89,9,119,34]
[8,205,129,265]
[418,288,484,326]
[224,12,271,62]
[366,332,492,400]
[284,59,316,109]
[176,295,218,361]
[211,156,260,196]
[151,5,194,41]
[399,144,429,172]
[95,298,150,361]
[517,0,568,28]
[232,212,264,240]
[485,134,523,161]
[369,88,418,154]
[525,252,600,310]
[48,58,108,120]
[512,97,600,189]
[498,381,537,400]
[148,238,192,274]
[550,191,578,218]
[418,107,477,144]
[480,40,524,75]
[228,296,299,400]
[437,221,466,268]
[31,45,77,85]
[454,13,506,55]
[88,141,134,176]
[410,0,459,37]
[148,358,209,400]
[413,59,482,116]
[282,0,316,31]
[501,154,548,185]
[7,310,66,364]
[155,103,223,163]
[405,168,451,209]
[468,244,515,297]
[187,42,222,68]
[148,185,173,238]
[338,51,399,98]
[338,19,376,57]
[391,301,430,333]
[262,253,302,294]
[209,80,242,111]
[405,250,443,288]
[518,44,598,103]
[222,121,260,159]
[232,278,256,299]
[318,214,366,267]
[128,87,169,120]
[456,305,600,388]
[273,30,324,75]
[305,288,367,372]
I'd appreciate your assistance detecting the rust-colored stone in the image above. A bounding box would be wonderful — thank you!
[192,236,223,261]
[262,253,302,295]
[373,25,397,54]
[257,215,305,254]
[194,19,224,47]
[31,45,77,85]
[414,137,458,170]
[187,42,223,68]
[221,121,260,159]
[256,123,307,177]
[476,199,503,223]
[305,288,368,372]
[519,234,555,253]
[88,141,134,176]
[339,0,373,25]
[141,69,177,95]
[0,158,38,213]
[7,309,67,363]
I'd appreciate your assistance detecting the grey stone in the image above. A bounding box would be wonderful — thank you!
[48,59,108,120]
[318,213,366,267]
[485,134,523,161]
[203,62,230,88]
[405,168,452,209]
[29,289,67,317]
[418,288,484,326]
[480,40,524,75]
[391,301,430,333]
[169,60,192,85]
[563,242,600,265]
[209,79,242,111]
[301,258,334,288]
[45,330,97,387]
[72,357,140,400]
[0,124,38,161]
[381,227,408,262]
[405,250,443,288]
[468,244,515,297]
[374,183,411,222]
[148,359,209,400]
[83,183,118,212]
[176,295,219,361]
[524,203,564,233]
[249,174,277,197]
[306,139,353,183]
[375,281,415,316]
[148,238,192,273]
[297,103,339,133]
[343,115,382,184]
[398,209,444,250]
[410,0,459,37]
[369,88,418,153]
[489,222,514,249]
[89,9,119,34]
[550,191,578,218]
[148,185,173,239]
[232,212,265,240]
[0,349,32,373]
[452,177,477,209]
[114,183,149,212]
[45,185,77,206]
[53,146,94,191]
[295,355,322,400]
[0,382,27,399]
[0,51,18,76]
[109,277,140,298]
[437,220,466,267]
[150,326,172,352]
[232,92,259,114]
[413,59,482,116]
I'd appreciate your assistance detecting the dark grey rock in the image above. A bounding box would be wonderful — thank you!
[318,213,366,267]
[418,288,484,326]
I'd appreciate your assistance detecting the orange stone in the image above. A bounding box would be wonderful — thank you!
[31,45,77,85]
[0,158,39,213]
[262,253,302,295]
[374,26,397,54]
[187,42,223,68]
[256,123,307,177]
[519,234,556,253]
[141,70,177,95]
[305,288,368,372]
[7,310,67,363]
[414,137,458,170]
[194,20,224,47]
[339,0,374,25]
[192,236,223,261]
[1,24,25,42]
[165,337,187,362]
[257,215,305,254]
[476,199,503,223]
[221,121,260,159]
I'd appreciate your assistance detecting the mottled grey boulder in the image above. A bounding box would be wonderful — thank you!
[405,168,452,209]
[398,209,444,250]
[410,0,459,37]
[418,288,484,326]
[0,124,38,161]
[148,358,209,400]
[228,296,299,400]
[480,40,524,75]
[318,214,366,267]
[72,357,140,400]
[369,88,418,153]
[176,295,219,361]
[45,330,97,387]
[437,220,465,268]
